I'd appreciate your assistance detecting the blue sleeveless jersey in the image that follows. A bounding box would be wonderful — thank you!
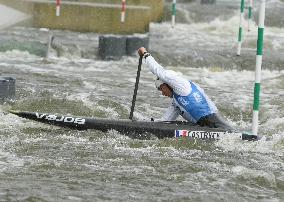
[173,81,217,123]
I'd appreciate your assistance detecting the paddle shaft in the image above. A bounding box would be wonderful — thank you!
[129,56,143,120]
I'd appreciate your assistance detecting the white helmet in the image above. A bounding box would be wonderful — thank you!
[155,77,164,90]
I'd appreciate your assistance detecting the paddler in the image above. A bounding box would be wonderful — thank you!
[137,47,234,130]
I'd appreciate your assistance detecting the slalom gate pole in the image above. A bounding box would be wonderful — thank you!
[248,0,253,31]
[56,0,61,17]
[172,0,176,28]
[237,0,245,56]
[252,0,266,136]
[46,34,54,58]
[129,56,143,120]
[121,0,126,23]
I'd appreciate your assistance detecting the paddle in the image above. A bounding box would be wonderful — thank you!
[129,55,143,120]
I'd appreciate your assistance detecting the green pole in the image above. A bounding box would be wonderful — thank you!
[252,0,266,136]
[237,0,245,56]
[172,0,176,28]
[248,0,253,31]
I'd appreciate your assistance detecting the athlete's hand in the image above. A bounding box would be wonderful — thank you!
[137,47,147,57]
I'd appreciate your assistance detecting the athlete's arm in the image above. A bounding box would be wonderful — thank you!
[156,103,180,121]
[139,48,191,96]
[145,56,191,96]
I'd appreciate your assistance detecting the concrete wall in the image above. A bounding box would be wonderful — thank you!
[34,1,151,34]
[0,0,164,34]
[72,0,164,22]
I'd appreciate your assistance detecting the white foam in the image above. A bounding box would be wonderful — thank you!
[216,132,284,155]
[0,149,25,172]
[231,165,277,187]
[150,12,284,52]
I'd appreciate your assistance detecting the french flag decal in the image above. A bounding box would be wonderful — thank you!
[175,130,189,137]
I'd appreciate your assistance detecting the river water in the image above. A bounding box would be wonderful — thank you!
[0,0,283,201]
